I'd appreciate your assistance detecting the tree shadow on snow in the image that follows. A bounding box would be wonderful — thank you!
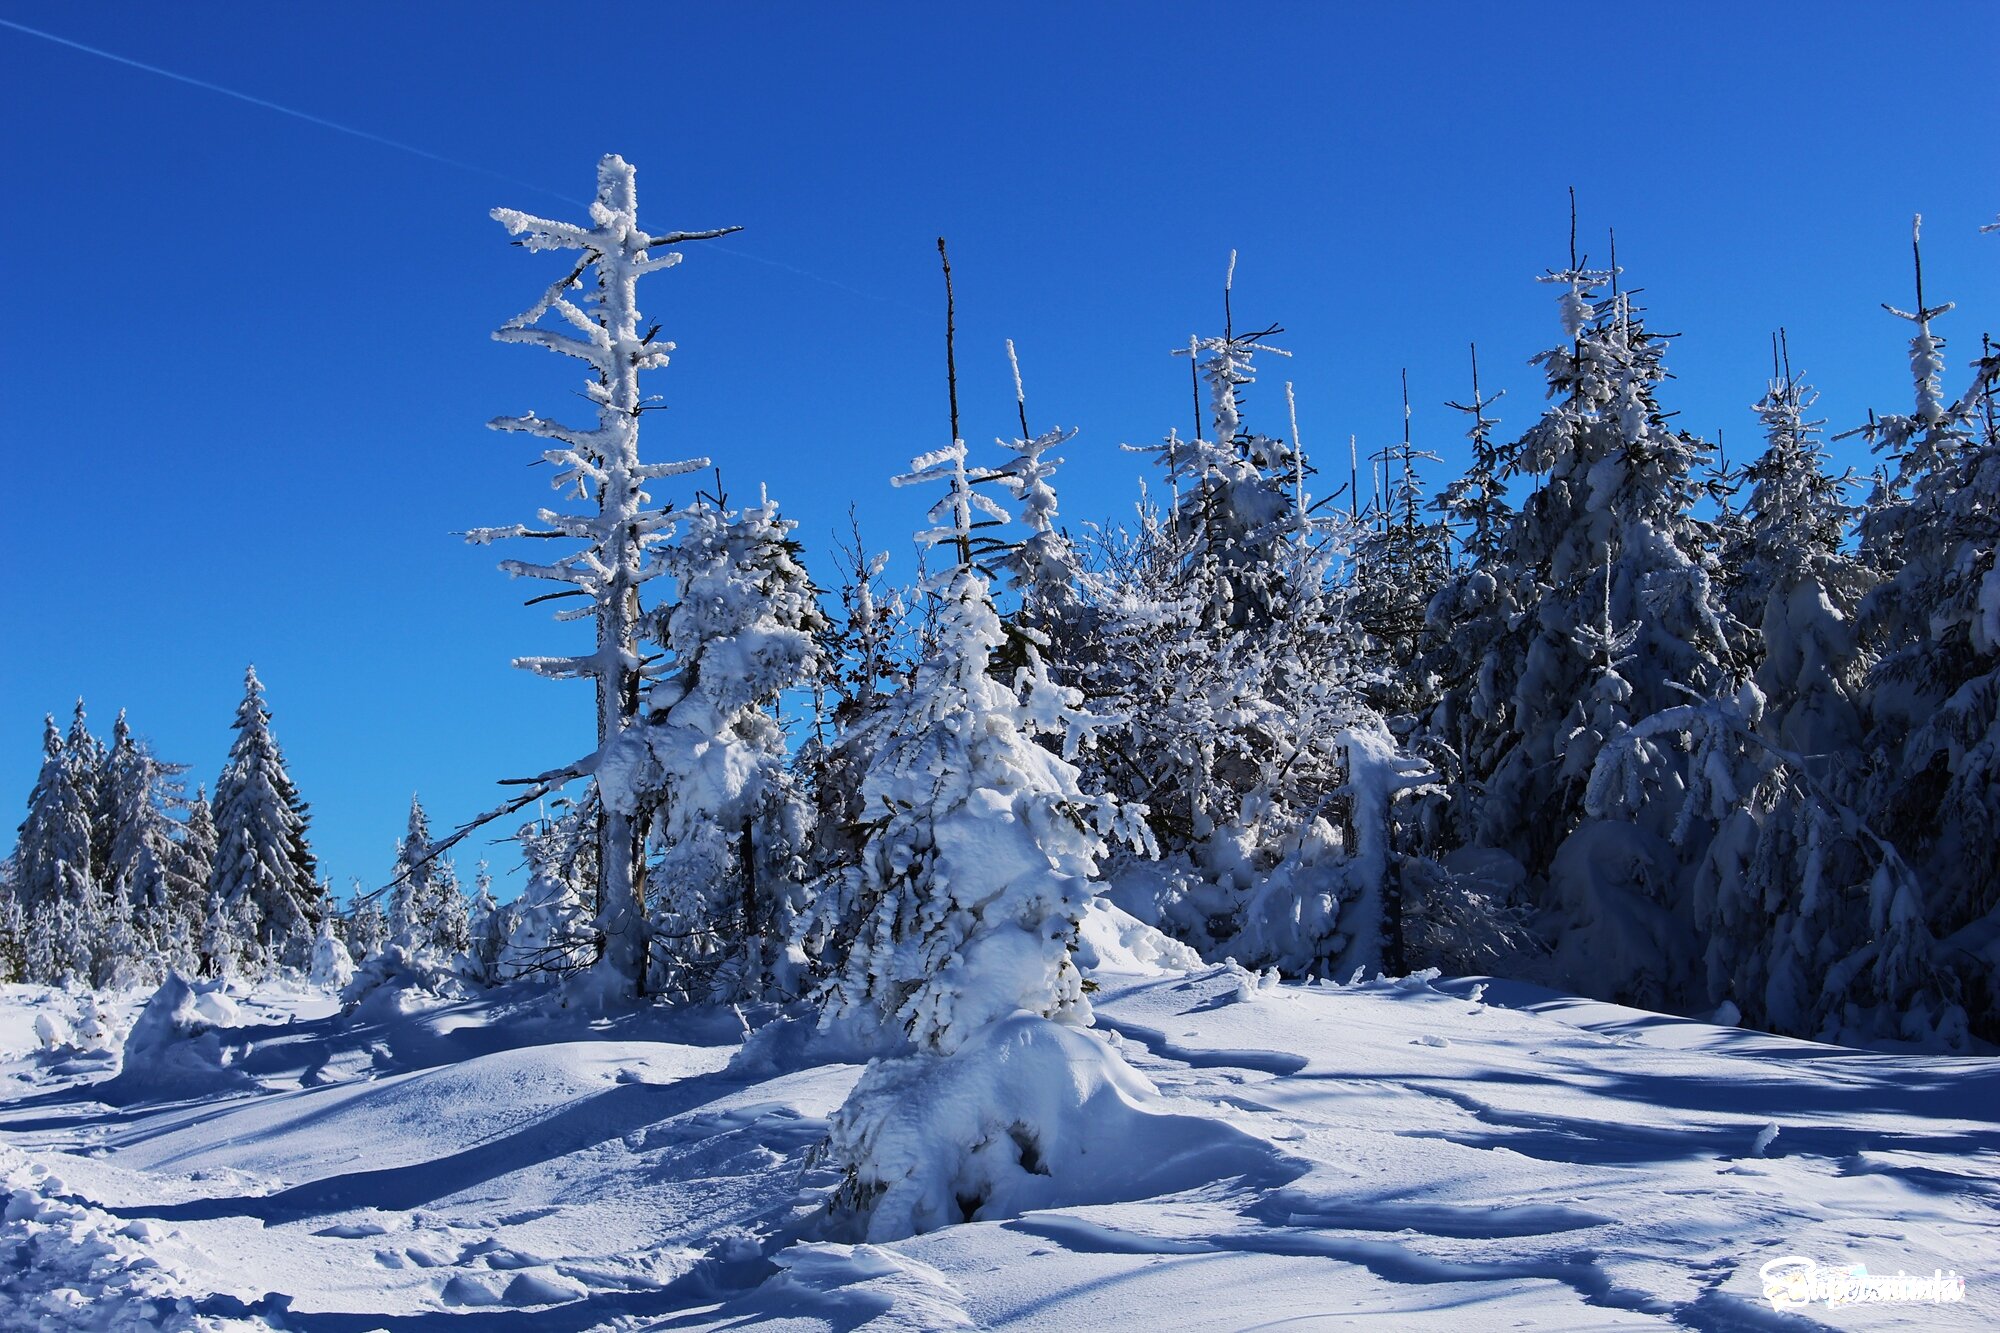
[111,1064,745,1224]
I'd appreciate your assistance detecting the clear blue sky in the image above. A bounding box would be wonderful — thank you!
[3,3,1995,899]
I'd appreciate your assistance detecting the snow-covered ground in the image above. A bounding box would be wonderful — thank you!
[2,943,1993,1331]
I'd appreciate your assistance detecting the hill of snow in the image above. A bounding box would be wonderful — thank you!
[1,937,1993,1330]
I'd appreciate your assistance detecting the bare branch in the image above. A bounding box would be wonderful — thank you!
[646,224,745,247]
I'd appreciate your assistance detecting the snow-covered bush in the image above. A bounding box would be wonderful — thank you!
[824,1013,1285,1240]
[106,972,253,1101]
[307,915,356,990]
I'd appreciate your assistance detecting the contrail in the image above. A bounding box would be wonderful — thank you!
[0,16,581,205]
[706,242,914,309]
[1,17,913,307]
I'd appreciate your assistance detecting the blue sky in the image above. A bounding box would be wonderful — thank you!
[2,3,1995,898]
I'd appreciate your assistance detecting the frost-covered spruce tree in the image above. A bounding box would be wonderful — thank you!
[500,800,598,980]
[1846,217,2000,1041]
[13,715,97,922]
[102,712,196,978]
[211,667,319,969]
[11,711,124,987]
[201,887,263,980]
[1418,347,1522,849]
[808,436,1149,1053]
[64,702,111,887]
[469,154,737,999]
[180,784,217,909]
[1459,241,1736,1008]
[345,887,389,965]
[26,896,93,986]
[1089,285,1317,852]
[1434,345,1515,570]
[1064,497,1428,977]
[1349,374,1451,724]
[1124,259,1307,632]
[798,522,917,907]
[1055,292,1433,977]
[0,893,24,984]
[604,490,825,1001]
[1681,352,1878,1033]
[387,796,470,960]
[992,340,1081,631]
[466,864,508,984]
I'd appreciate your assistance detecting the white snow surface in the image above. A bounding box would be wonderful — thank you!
[0,953,1993,1330]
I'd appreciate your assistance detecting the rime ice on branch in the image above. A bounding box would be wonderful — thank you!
[468,154,739,995]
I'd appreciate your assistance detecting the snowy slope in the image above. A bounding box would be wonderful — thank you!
[0,946,1992,1331]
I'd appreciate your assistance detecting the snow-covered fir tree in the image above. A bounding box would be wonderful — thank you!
[805,436,1150,1053]
[211,667,320,969]
[13,715,96,921]
[599,490,825,1001]
[345,886,389,966]
[1418,348,1524,853]
[1065,499,1429,977]
[1447,243,1737,1009]
[387,796,470,960]
[1128,285,1306,632]
[1846,216,2000,1041]
[203,888,265,980]
[7,709,116,985]
[500,799,598,981]
[102,711,200,981]
[465,863,508,984]
[1684,351,1880,1036]
[0,891,23,984]
[1053,298,1434,978]
[308,911,357,990]
[1349,374,1452,724]
[179,784,220,972]
[798,521,917,912]
[469,154,736,998]
[992,340,1081,630]
[1433,345,1515,569]
[64,701,111,888]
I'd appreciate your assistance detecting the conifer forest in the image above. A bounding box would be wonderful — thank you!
[3,9,1996,1327]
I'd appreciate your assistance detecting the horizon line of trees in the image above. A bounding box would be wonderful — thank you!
[7,159,1996,1055]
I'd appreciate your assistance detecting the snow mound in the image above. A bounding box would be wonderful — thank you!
[33,1009,73,1053]
[765,1243,974,1329]
[190,988,239,1028]
[1073,899,1201,976]
[0,1146,277,1331]
[826,1013,1297,1241]
[105,973,254,1103]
